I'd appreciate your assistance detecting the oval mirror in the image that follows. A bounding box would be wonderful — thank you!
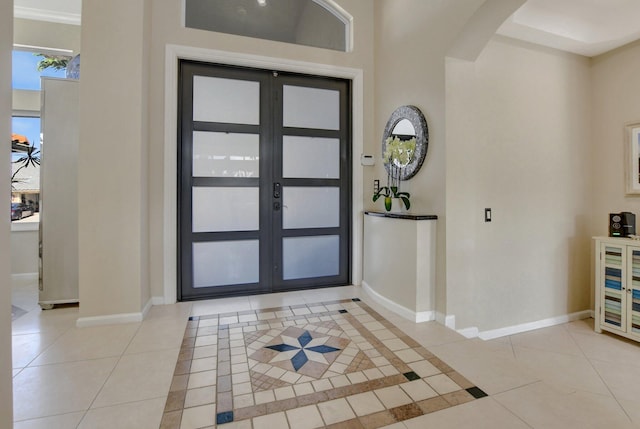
[382,105,428,180]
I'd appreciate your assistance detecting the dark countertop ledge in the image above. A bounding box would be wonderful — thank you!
[364,211,438,220]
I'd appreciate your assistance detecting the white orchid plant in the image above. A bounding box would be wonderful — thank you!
[373,136,416,211]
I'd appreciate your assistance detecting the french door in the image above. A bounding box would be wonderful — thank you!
[178,61,351,300]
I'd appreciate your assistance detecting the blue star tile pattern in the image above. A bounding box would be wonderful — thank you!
[265,330,341,371]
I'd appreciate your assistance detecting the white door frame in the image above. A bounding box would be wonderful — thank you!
[163,44,364,304]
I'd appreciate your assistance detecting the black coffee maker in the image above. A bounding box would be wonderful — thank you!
[610,212,636,237]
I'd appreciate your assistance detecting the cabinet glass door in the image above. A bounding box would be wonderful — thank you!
[627,248,640,334]
[601,244,626,331]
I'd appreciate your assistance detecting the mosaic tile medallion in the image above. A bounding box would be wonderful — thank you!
[161,298,488,428]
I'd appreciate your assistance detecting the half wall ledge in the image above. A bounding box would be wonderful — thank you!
[362,211,437,323]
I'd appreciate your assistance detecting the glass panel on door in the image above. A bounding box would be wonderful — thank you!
[192,187,259,232]
[282,187,340,229]
[282,85,340,130]
[193,240,259,287]
[283,235,340,280]
[282,136,339,179]
[603,245,624,329]
[629,249,640,334]
[193,131,259,178]
[193,76,260,124]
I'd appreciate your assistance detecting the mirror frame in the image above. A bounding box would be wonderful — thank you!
[382,105,429,180]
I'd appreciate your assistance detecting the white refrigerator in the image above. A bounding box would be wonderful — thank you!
[38,77,79,309]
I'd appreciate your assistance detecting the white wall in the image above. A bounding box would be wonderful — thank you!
[11,227,39,275]
[446,36,593,331]
[1,0,14,425]
[591,40,640,237]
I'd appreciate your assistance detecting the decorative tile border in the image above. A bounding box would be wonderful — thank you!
[160,298,487,428]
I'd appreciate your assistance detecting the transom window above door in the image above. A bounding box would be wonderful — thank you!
[183,0,352,52]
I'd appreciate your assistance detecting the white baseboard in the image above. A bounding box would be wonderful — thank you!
[445,315,456,329]
[473,310,592,340]
[457,326,479,339]
[11,272,38,282]
[141,298,153,319]
[436,312,457,330]
[76,312,144,328]
[361,281,435,323]
[415,311,435,323]
[76,298,155,328]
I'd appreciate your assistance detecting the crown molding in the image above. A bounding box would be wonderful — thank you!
[14,6,81,26]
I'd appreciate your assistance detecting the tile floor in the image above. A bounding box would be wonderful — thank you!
[161,298,487,428]
[11,279,640,428]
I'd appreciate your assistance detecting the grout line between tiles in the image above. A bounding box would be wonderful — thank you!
[488,379,541,397]
[490,394,535,429]
[20,324,72,369]
[582,356,635,424]
[566,320,635,422]
[81,319,146,417]
[12,409,86,426]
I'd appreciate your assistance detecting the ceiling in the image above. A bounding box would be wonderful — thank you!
[13,0,640,57]
[497,0,640,57]
[14,0,81,26]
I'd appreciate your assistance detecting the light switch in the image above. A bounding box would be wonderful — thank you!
[485,208,492,222]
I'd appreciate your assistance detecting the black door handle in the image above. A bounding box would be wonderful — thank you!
[273,182,281,199]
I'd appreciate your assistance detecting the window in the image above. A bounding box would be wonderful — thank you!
[12,50,67,90]
[184,0,352,52]
[11,48,69,215]
[12,116,40,158]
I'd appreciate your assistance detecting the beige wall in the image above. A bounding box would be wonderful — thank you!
[78,0,151,318]
[373,0,486,318]
[140,0,152,311]
[146,0,375,299]
[1,0,14,425]
[12,89,40,112]
[75,0,374,316]
[40,0,640,336]
[591,40,640,237]
[446,36,593,331]
[14,17,81,53]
